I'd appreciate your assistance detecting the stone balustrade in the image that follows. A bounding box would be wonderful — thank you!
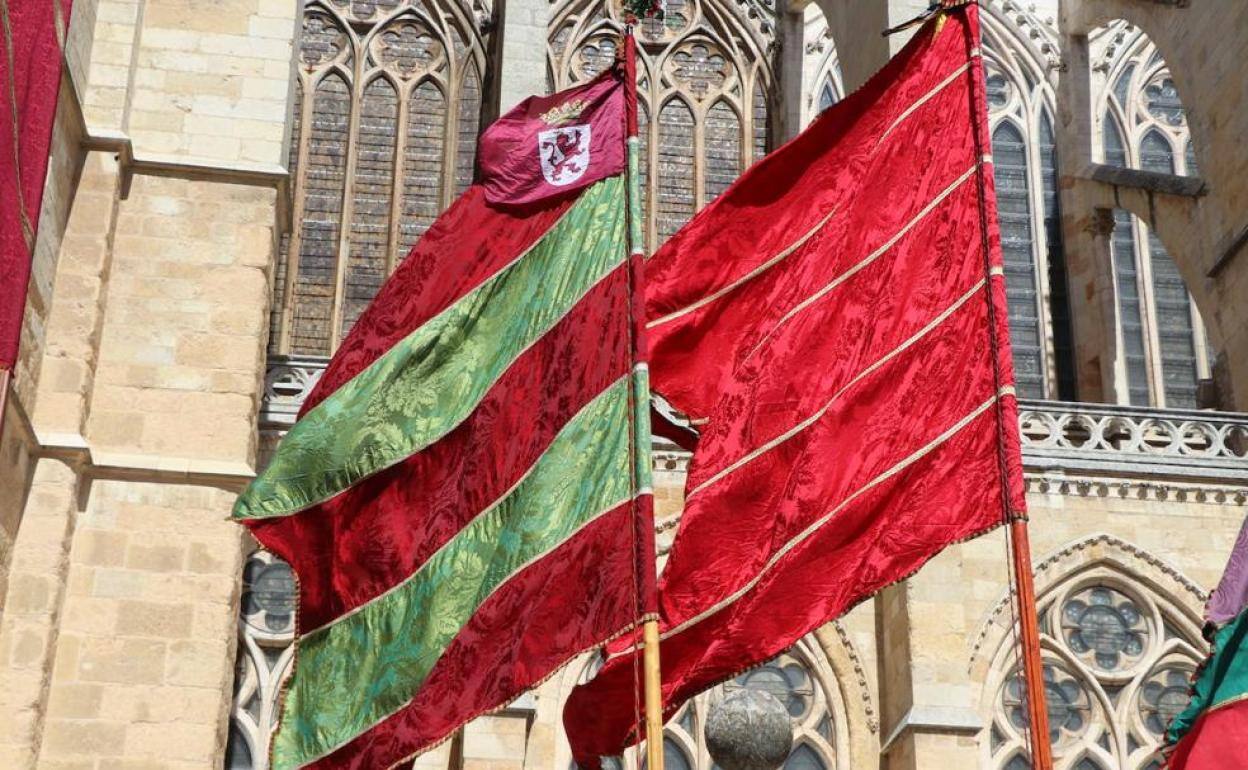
[1018,398,1248,483]
[260,357,1248,483]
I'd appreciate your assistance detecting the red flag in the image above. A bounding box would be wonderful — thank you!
[564,7,1024,763]
[0,0,72,371]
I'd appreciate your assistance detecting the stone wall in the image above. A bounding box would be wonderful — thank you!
[0,0,297,767]
[1055,0,1248,409]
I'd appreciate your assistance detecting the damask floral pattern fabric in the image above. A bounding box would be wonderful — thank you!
[236,176,629,519]
[234,68,650,770]
[565,7,1026,763]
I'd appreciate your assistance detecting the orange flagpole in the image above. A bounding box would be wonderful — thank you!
[1010,517,1054,770]
[945,0,1054,765]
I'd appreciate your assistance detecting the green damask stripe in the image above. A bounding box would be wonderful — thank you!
[234,175,627,520]
[632,366,653,493]
[270,377,634,769]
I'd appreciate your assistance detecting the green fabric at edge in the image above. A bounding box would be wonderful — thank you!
[234,174,626,520]
[271,377,635,769]
[1167,607,1248,745]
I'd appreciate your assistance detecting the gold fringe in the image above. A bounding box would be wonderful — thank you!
[383,615,658,770]
[610,517,1009,749]
[264,559,660,769]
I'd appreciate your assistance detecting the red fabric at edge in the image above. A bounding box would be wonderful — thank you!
[0,0,73,370]
[1165,700,1248,770]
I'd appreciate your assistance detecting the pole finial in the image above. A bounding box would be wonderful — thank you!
[623,0,663,26]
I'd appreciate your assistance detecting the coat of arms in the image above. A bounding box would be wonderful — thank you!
[538,125,591,187]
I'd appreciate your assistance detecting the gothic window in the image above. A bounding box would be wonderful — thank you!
[227,551,297,770]
[816,80,837,114]
[980,13,1076,401]
[1098,31,1211,409]
[602,638,844,770]
[803,5,842,121]
[548,0,775,250]
[269,0,492,358]
[986,569,1205,770]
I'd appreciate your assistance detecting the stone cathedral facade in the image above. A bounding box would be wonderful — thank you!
[1,1,1247,769]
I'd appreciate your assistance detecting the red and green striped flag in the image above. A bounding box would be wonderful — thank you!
[233,63,654,769]
[1163,518,1248,769]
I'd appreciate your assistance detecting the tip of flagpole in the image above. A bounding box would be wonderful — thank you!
[881,0,974,36]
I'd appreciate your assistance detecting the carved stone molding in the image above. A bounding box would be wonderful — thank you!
[985,0,1061,70]
[1024,473,1248,505]
[830,620,879,734]
[1018,398,1248,485]
[967,531,1208,675]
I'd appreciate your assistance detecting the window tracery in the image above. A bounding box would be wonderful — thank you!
[227,551,297,770]
[548,0,775,249]
[985,567,1204,770]
[602,637,845,770]
[1096,28,1211,409]
[980,10,1075,401]
[802,7,842,121]
[269,0,491,358]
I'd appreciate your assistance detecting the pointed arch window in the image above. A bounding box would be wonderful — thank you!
[993,120,1045,398]
[227,551,297,769]
[817,81,837,114]
[986,568,1205,770]
[548,0,775,249]
[979,16,1076,401]
[802,6,842,121]
[269,0,492,358]
[1099,35,1211,408]
[600,638,844,770]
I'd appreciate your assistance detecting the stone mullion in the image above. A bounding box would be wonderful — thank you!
[734,89,750,174]
[277,73,318,356]
[646,91,661,251]
[327,60,369,354]
[693,98,708,211]
[441,68,460,212]
[1024,105,1058,401]
[1131,216,1167,408]
[385,79,414,276]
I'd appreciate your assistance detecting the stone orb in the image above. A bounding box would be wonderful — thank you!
[704,688,794,770]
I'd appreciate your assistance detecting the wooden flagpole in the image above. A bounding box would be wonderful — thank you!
[944,1,1054,766]
[0,366,10,444]
[622,27,665,770]
[1009,518,1054,770]
[447,727,465,770]
[642,619,664,770]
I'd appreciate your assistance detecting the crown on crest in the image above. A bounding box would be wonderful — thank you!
[539,98,589,126]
